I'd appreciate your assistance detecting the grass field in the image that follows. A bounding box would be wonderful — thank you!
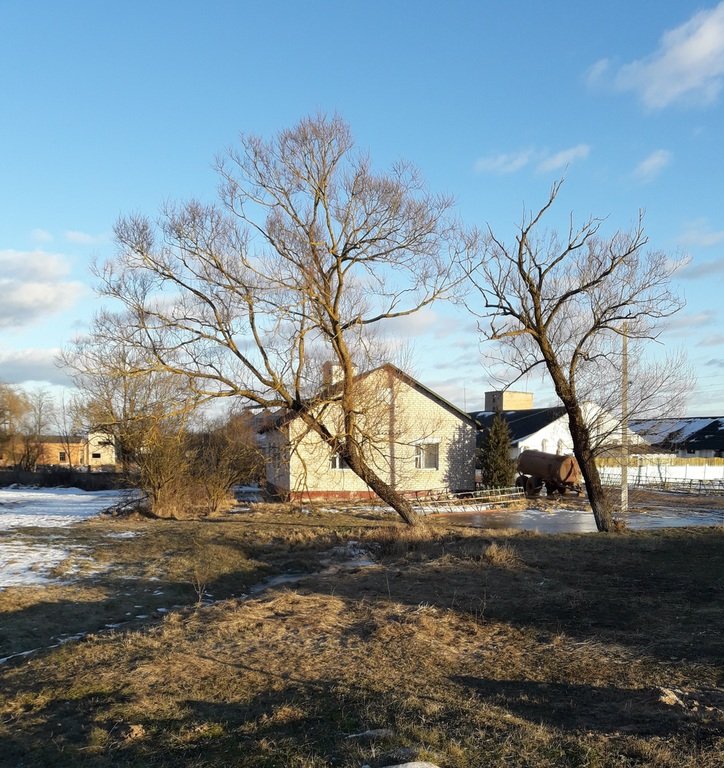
[0,504,722,767]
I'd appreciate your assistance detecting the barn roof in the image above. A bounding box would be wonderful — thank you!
[630,417,724,452]
[469,407,566,444]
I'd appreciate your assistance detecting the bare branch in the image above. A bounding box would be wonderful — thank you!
[464,180,690,532]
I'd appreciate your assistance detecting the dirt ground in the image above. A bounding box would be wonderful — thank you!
[0,504,722,767]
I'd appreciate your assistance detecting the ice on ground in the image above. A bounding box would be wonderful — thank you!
[0,486,127,589]
[0,487,124,530]
[1,542,72,587]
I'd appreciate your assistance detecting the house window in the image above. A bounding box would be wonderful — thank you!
[331,452,349,470]
[541,439,548,453]
[557,439,565,455]
[415,443,439,470]
[59,451,67,462]
[91,452,101,460]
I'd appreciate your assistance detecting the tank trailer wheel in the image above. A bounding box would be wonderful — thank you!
[525,476,543,497]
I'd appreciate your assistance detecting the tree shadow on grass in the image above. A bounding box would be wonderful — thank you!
[451,675,723,738]
[308,527,724,666]
[0,679,400,768]
[0,568,261,663]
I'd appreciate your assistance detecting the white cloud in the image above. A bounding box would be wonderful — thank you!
[537,144,591,172]
[64,230,106,245]
[697,334,724,347]
[0,250,86,328]
[379,307,472,342]
[585,58,610,87]
[614,2,724,108]
[663,309,717,334]
[0,281,85,328]
[0,249,71,281]
[680,257,724,279]
[0,348,71,386]
[474,145,590,175]
[30,228,53,243]
[678,219,724,247]
[632,149,672,182]
[474,150,533,174]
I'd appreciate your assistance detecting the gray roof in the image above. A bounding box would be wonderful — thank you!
[470,407,566,444]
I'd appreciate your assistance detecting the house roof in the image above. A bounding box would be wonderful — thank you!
[258,363,477,432]
[469,407,566,444]
[630,417,724,452]
[37,435,85,445]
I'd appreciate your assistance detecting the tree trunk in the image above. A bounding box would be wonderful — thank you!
[343,449,418,526]
[565,407,613,532]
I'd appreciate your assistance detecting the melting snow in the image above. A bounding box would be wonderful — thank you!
[631,418,719,444]
[0,486,124,530]
[0,486,126,589]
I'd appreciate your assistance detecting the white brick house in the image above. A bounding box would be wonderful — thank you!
[259,364,477,501]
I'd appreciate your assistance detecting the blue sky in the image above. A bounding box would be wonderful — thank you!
[1,0,723,413]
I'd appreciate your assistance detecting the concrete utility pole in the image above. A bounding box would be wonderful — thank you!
[621,322,629,515]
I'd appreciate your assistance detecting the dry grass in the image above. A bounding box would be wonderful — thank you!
[0,505,722,767]
[482,540,523,568]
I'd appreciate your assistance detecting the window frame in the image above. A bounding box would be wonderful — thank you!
[330,452,350,470]
[414,441,440,470]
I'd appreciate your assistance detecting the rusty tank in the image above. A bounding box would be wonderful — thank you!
[516,449,582,497]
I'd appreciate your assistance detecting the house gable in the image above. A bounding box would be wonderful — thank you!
[259,364,477,499]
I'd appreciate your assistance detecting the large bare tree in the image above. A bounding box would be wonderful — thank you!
[60,315,199,475]
[90,115,466,524]
[17,388,55,471]
[0,383,29,465]
[465,181,686,532]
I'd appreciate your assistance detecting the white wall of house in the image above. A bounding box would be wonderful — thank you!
[514,418,574,459]
[264,367,476,498]
[84,432,116,467]
[599,461,724,484]
[258,427,291,491]
[513,403,647,459]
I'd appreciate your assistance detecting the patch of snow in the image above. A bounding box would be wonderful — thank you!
[104,531,139,539]
[0,487,125,530]
[1,542,71,587]
[631,418,718,444]
[0,486,127,588]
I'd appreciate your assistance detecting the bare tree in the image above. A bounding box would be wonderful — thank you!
[187,413,264,515]
[17,388,55,471]
[60,317,199,475]
[91,115,467,524]
[50,393,84,468]
[0,383,29,466]
[465,181,686,532]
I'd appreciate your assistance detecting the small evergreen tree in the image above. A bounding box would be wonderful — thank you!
[479,412,515,487]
